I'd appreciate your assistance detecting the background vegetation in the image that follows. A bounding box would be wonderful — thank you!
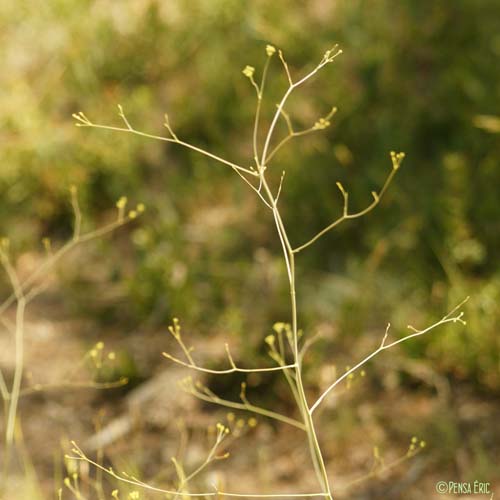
[1,0,499,498]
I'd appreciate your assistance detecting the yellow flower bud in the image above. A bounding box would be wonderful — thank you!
[266,44,276,57]
[116,196,127,209]
[265,335,275,346]
[242,65,255,78]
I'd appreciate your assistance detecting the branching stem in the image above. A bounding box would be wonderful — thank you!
[309,297,468,414]
[71,44,467,500]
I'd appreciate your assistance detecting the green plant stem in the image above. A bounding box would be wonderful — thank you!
[259,176,332,499]
[189,386,306,431]
[5,296,25,448]
[0,218,130,318]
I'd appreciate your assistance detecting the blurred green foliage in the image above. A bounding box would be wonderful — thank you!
[1,0,499,390]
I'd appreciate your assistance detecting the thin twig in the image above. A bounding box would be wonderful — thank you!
[181,379,306,431]
[0,247,26,448]
[68,442,326,498]
[0,216,134,318]
[265,106,338,164]
[309,298,469,414]
[261,46,342,166]
[16,378,128,397]
[73,111,256,177]
[293,160,400,254]
[163,351,297,375]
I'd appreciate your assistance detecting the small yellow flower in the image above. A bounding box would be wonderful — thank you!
[266,44,276,57]
[272,322,286,333]
[116,196,127,209]
[264,335,275,346]
[313,117,331,130]
[242,65,255,78]
[248,417,258,428]
[390,151,406,170]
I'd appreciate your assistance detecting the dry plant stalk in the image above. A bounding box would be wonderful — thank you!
[0,188,142,483]
[69,44,468,499]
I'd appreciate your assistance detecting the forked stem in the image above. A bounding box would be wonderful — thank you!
[259,176,332,498]
[71,44,467,499]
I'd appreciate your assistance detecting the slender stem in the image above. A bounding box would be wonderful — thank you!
[69,442,328,499]
[0,217,130,318]
[261,86,294,167]
[0,248,26,461]
[163,352,297,374]
[70,187,82,240]
[275,343,303,411]
[76,122,255,176]
[310,298,468,414]
[6,296,25,447]
[293,166,398,254]
[230,166,273,208]
[0,199,134,489]
[253,56,272,167]
[253,51,337,491]
[0,369,9,403]
[15,378,128,397]
[172,430,226,500]
[265,106,337,164]
[259,175,332,499]
[260,51,341,167]
[187,384,306,431]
